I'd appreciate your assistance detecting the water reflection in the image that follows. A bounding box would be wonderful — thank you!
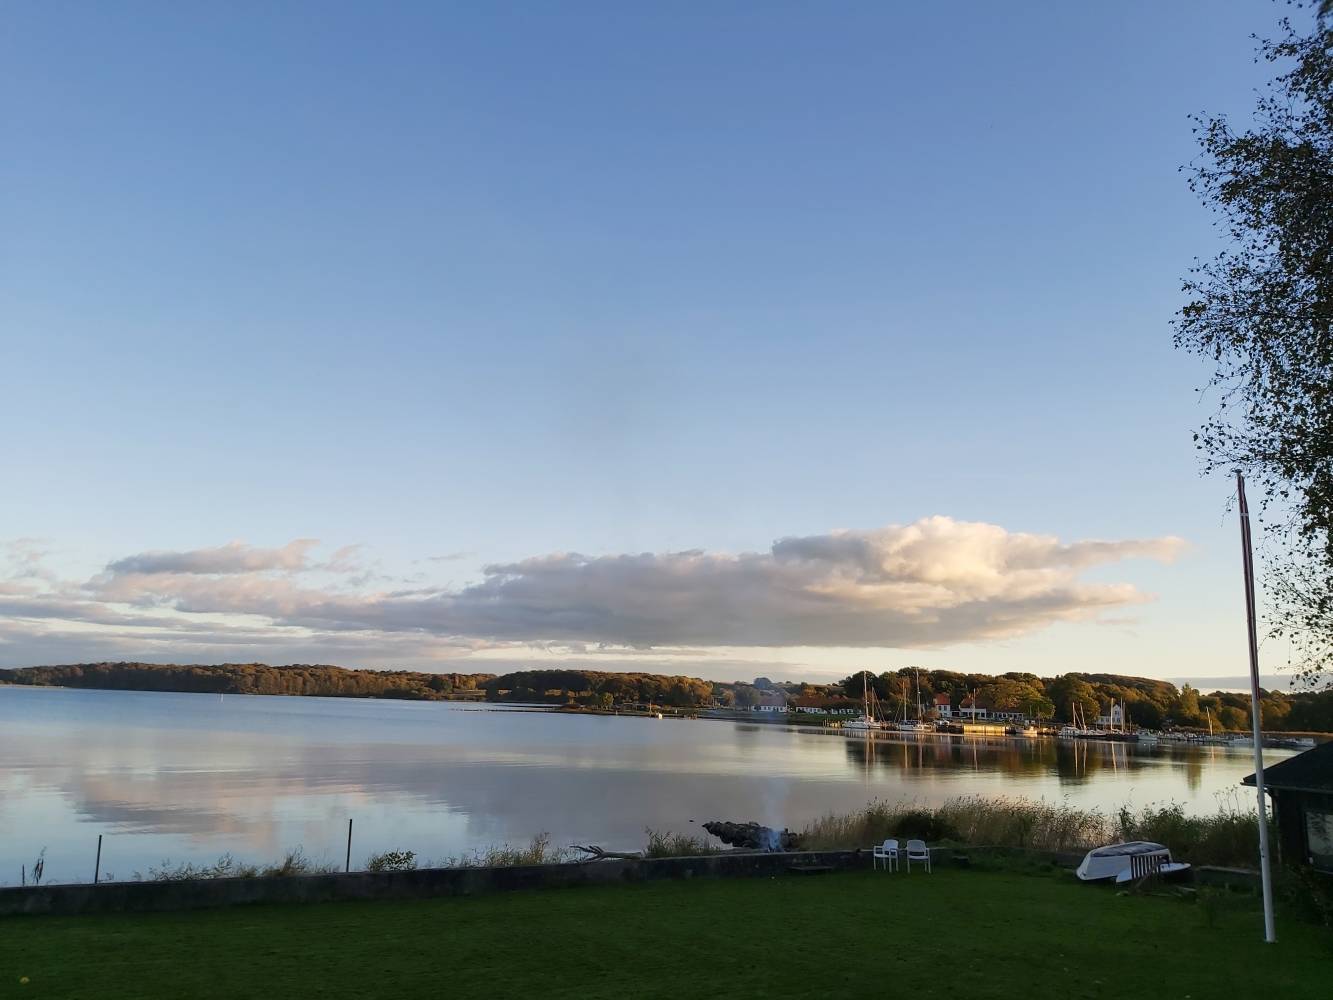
[838,731,1242,792]
[0,687,1286,886]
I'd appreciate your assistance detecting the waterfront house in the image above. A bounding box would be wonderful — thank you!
[958,696,988,721]
[933,693,953,718]
[1095,704,1125,729]
[1243,741,1333,873]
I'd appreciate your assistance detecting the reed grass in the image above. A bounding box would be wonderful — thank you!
[435,833,572,868]
[136,848,338,882]
[1113,796,1268,867]
[643,828,721,858]
[799,794,1269,867]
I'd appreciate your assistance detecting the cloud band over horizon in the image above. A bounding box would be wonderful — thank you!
[0,517,1184,671]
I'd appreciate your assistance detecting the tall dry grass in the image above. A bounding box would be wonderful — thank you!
[800,795,1268,867]
[435,833,572,868]
[643,828,721,858]
[137,847,338,882]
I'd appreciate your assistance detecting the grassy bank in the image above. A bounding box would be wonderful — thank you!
[4,868,1329,999]
[798,796,1267,867]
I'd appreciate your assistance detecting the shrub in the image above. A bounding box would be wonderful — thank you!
[365,850,418,872]
[1279,864,1333,932]
[894,808,957,842]
[1114,799,1267,868]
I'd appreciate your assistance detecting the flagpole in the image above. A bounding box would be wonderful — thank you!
[1237,472,1276,943]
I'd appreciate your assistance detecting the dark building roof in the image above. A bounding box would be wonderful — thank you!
[1243,741,1333,794]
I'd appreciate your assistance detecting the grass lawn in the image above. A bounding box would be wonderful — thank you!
[3,869,1330,999]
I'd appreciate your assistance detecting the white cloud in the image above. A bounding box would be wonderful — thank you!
[105,540,319,576]
[411,517,1184,647]
[0,517,1184,668]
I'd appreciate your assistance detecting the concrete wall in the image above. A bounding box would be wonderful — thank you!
[2,845,1143,919]
[0,850,871,918]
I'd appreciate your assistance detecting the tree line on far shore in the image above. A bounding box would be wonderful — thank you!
[821,668,1333,734]
[1,661,1331,733]
[0,662,494,701]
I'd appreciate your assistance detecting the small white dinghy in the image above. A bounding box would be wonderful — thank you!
[1076,841,1191,882]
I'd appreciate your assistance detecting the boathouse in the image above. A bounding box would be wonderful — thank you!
[1243,741,1332,873]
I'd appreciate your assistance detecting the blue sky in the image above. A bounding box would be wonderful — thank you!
[0,1,1304,686]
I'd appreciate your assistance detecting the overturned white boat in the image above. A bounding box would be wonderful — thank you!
[1076,841,1190,882]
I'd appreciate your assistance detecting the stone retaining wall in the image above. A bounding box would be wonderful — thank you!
[3,845,1174,919]
[0,850,871,918]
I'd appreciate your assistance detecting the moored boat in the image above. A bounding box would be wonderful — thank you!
[842,672,887,734]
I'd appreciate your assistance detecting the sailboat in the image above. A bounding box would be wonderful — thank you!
[1096,700,1138,743]
[842,673,887,734]
[1058,702,1091,739]
[897,669,931,733]
[1200,707,1228,745]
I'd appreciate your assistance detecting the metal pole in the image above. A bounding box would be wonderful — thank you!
[345,818,353,873]
[94,835,103,885]
[1237,472,1276,943]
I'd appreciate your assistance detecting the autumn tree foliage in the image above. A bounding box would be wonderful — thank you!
[1174,3,1333,687]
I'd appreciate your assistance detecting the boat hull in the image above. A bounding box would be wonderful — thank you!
[1076,841,1172,881]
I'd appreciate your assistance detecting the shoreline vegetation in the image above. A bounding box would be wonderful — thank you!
[18,795,1277,888]
[3,661,1332,734]
[797,796,1267,868]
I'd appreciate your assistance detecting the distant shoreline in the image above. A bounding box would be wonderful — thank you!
[5,681,1329,739]
[4,661,1332,738]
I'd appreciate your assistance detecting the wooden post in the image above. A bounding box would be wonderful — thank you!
[345,818,353,873]
[94,834,103,884]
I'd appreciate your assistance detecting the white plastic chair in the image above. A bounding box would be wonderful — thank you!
[872,838,899,871]
[905,839,931,873]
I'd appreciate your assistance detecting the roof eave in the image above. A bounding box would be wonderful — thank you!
[1242,778,1333,795]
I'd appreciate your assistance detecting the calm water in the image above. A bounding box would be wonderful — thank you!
[0,686,1287,886]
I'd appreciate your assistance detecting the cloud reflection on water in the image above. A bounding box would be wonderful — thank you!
[0,687,1269,884]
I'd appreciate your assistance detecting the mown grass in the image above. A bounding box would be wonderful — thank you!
[3,868,1329,999]
[799,795,1270,867]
